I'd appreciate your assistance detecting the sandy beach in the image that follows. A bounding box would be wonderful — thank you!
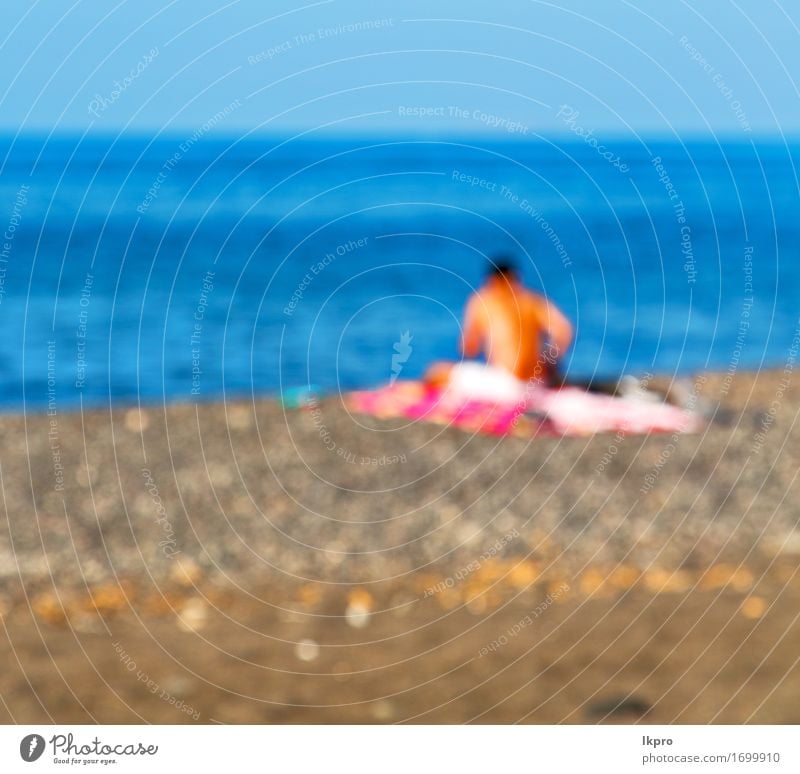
[1,368,799,723]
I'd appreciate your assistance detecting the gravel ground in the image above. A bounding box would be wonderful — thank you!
[1,369,798,600]
[1,369,799,723]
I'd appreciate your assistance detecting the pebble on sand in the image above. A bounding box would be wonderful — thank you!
[177,598,208,632]
[700,564,754,592]
[295,584,322,608]
[643,568,692,594]
[124,409,149,433]
[580,568,615,598]
[87,584,131,614]
[740,596,767,619]
[295,638,320,662]
[345,588,373,628]
[170,557,202,587]
[508,561,539,588]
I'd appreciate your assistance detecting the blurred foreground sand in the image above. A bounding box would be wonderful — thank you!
[1,369,799,722]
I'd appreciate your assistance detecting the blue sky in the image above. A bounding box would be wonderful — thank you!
[2,0,799,137]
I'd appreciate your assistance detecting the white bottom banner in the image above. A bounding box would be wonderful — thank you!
[0,725,795,773]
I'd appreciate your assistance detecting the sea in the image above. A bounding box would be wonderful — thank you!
[0,133,797,411]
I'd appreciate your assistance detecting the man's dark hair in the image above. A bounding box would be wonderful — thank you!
[488,257,517,279]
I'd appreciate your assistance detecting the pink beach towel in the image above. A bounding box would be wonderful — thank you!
[346,381,702,437]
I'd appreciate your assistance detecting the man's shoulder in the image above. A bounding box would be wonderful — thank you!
[521,288,547,306]
[466,289,486,306]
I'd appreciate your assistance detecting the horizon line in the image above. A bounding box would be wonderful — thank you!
[0,127,797,144]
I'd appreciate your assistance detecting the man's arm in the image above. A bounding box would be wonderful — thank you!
[461,294,484,357]
[543,299,573,357]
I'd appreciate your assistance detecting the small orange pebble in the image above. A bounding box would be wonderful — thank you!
[123,408,149,432]
[170,557,202,586]
[508,561,539,588]
[700,564,738,590]
[32,592,67,624]
[345,588,374,628]
[296,584,322,607]
[87,583,131,614]
[730,567,754,592]
[608,565,641,590]
[475,559,507,584]
[580,568,611,597]
[547,579,572,600]
[644,568,692,594]
[579,568,602,593]
[740,596,767,619]
[347,588,373,610]
[463,578,489,602]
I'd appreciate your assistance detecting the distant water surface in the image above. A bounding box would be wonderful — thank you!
[0,133,797,410]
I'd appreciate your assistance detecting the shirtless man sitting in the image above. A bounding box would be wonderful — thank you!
[426,258,573,401]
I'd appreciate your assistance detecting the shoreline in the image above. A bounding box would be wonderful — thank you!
[2,364,773,418]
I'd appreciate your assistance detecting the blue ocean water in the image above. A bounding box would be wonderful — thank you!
[0,133,797,411]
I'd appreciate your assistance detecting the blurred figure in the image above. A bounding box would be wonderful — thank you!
[426,258,573,399]
[462,259,573,382]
